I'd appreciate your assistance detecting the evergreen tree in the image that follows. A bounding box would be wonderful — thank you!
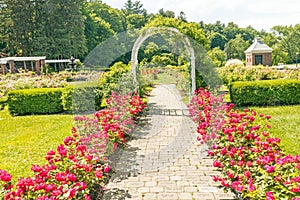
[4,0,35,55]
[31,0,48,56]
[122,0,148,30]
[0,0,10,53]
[158,8,175,18]
[44,0,87,59]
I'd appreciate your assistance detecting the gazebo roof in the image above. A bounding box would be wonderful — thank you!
[245,37,272,54]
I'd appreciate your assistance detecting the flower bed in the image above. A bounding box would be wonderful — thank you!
[0,71,102,99]
[217,65,300,85]
[189,88,300,200]
[0,91,146,199]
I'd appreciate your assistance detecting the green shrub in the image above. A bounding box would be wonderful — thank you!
[7,88,64,115]
[7,84,102,116]
[0,97,7,110]
[97,62,131,106]
[62,83,101,113]
[230,80,300,106]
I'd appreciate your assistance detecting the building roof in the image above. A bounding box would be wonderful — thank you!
[245,37,272,53]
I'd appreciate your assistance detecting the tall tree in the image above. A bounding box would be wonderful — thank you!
[224,34,249,60]
[82,1,116,52]
[82,10,114,52]
[201,20,225,35]
[31,0,48,56]
[122,0,147,30]
[1,0,87,58]
[5,0,35,55]
[177,11,187,22]
[85,0,124,33]
[44,0,87,59]
[209,32,227,50]
[158,8,175,18]
[123,0,146,15]
[223,22,240,41]
[0,0,9,53]
[272,25,300,64]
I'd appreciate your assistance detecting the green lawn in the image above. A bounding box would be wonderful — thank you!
[252,105,300,155]
[153,72,177,85]
[0,108,74,182]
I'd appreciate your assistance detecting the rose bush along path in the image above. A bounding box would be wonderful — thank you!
[0,91,146,199]
[189,88,300,200]
[102,84,235,200]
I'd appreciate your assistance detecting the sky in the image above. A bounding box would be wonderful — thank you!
[102,0,300,31]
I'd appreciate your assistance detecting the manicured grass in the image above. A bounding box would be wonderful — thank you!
[252,105,300,155]
[0,108,74,182]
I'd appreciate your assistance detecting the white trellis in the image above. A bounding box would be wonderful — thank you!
[131,27,196,93]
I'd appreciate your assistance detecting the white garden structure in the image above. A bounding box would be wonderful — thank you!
[131,27,196,93]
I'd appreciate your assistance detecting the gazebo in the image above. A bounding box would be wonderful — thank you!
[245,37,272,66]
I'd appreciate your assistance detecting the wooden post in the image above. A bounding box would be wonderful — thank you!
[31,61,34,71]
[35,60,41,75]
[1,64,6,75]
[40,59,45,74]
[9,60,14,73]
[23,61,27,71]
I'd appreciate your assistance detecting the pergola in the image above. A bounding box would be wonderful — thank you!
[0,56,46,74]
[0,57,79,74]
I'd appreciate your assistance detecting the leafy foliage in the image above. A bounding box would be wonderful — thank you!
[7,88,64,115]
[2,0,86,58]
[218,65,300,85]
[230,80,300,106]
[96,62,131,105]
[224,34,249,60]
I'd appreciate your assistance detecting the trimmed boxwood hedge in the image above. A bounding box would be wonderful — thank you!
[7,84,102,116]
[229,79,300,107]
[7,88,64,115]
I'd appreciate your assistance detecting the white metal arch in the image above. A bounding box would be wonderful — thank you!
[131,27,196,93]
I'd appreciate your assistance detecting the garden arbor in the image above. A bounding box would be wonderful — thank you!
[131,27,196,93]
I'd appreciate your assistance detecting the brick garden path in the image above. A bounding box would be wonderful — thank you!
[102,84,235,200]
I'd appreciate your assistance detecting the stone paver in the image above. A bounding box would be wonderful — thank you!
[102,84,236,200]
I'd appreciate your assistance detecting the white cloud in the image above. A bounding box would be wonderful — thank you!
[247,0,300,14]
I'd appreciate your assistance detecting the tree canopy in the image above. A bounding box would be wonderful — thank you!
[0,0,298,66]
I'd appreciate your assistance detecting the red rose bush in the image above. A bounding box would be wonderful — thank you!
[189,88,300,200]
[0,91,146,199]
